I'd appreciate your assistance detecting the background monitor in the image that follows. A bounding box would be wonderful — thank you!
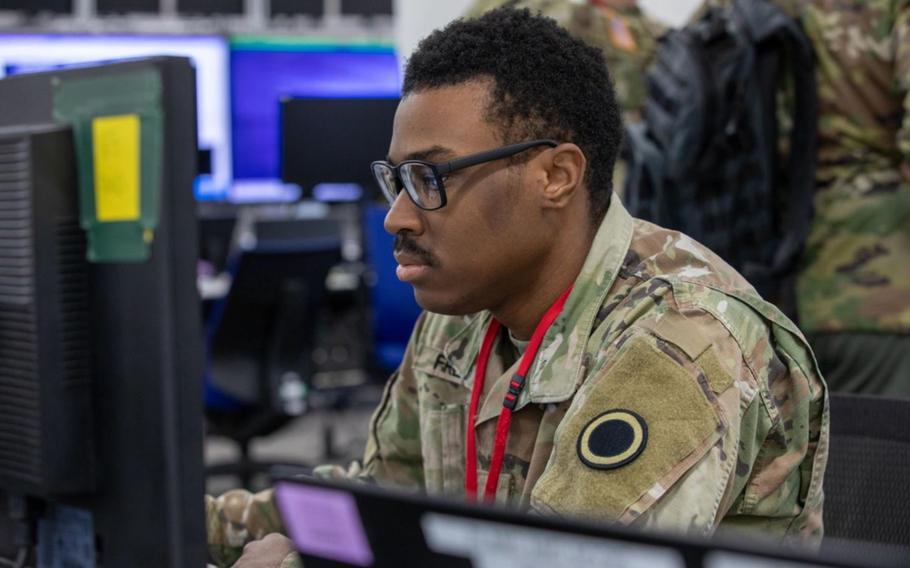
[0,33,231,200]
[230,37,400,201]
[0,56,205,566]
[280,96,399,200]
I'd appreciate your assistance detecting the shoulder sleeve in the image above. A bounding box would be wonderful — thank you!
[529,324,745,532]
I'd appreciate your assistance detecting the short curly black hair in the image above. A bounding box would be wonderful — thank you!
[403,7,623,223]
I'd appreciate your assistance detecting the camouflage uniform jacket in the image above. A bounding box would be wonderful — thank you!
[207,194,829,566]
[780,0,910,333]
[464,0,663,116]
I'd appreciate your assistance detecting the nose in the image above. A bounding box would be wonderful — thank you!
[384,190,426,237]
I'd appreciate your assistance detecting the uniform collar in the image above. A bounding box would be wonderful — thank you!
[524,192,634,403]
[443,193,635,404]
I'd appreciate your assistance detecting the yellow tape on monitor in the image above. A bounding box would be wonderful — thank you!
[92,113,140,222]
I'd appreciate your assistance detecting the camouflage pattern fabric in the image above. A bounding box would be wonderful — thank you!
[692,0,909,334]
[464,0,663,117]
[782,0,910,334]
[206,194,829,565]
[205,489,286,567]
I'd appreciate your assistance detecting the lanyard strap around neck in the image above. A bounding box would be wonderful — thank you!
[465,284,573,503]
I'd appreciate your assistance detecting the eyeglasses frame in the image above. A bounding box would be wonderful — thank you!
[371,138,559,211]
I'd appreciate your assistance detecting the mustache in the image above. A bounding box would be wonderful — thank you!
[393,232,435,266]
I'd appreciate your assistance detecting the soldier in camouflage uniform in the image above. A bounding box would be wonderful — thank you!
[781,0,910,396]
[209,9,828,567]
[464,0,662,117]
[696,0,910,394]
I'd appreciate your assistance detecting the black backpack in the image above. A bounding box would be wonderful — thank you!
[623,0,817,319]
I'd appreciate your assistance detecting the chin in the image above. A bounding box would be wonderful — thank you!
[412,287,479,317]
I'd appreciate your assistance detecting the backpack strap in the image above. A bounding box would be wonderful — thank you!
[733,0,818,315]
[623,122,668,223]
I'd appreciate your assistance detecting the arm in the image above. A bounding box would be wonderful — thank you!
[205,315,430,566]
[206,489,285,567]
[530,306,824,543]
[204,371,422,567]
[353,358,426,486]
[529,329,741,532]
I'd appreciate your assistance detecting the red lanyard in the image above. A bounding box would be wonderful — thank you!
[465,284,573,503]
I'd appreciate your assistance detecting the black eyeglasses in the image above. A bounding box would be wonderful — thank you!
[371,139,558,211]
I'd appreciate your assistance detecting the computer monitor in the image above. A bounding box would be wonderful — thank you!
[280,97,399,200]
[0,33,231,201]
[275,475,909,568]
[230,37,400,201]
[0,57,205,566]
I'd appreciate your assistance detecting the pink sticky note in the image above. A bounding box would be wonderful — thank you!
[275,482,374,567]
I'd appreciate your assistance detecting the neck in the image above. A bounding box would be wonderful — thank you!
[492,224,595,341]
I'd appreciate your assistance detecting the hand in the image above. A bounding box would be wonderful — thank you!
[230,533,298,568]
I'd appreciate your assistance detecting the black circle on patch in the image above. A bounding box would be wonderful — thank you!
[576,409,648,470]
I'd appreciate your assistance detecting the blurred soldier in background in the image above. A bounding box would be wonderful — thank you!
[780,0,910,396]
[690,0,909,396]
[464,0,663,118]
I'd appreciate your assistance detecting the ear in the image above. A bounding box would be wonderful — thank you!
[536,143,586,210]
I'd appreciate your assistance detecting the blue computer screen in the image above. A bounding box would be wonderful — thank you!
[0,34,231,200]
[230,38,401,182]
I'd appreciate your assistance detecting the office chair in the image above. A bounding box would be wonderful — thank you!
[204,220,343,487]
[361,203,422,377]
[197,212,237,273]
[823,392,910,549]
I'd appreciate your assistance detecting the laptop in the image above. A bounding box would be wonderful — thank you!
[273,475,906,568]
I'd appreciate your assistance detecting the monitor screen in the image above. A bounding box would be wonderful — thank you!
[0,33,231,200]
[281,96,399,199]
[230,37,400,197]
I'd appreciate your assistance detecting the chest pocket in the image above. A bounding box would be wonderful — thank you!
[478,468,514,505]
[420,403,466,496]
[413,341,519,502]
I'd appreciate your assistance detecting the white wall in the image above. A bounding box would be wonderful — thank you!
[393,0,475,67]
[393,0,702,63]
[640,0,701,26]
